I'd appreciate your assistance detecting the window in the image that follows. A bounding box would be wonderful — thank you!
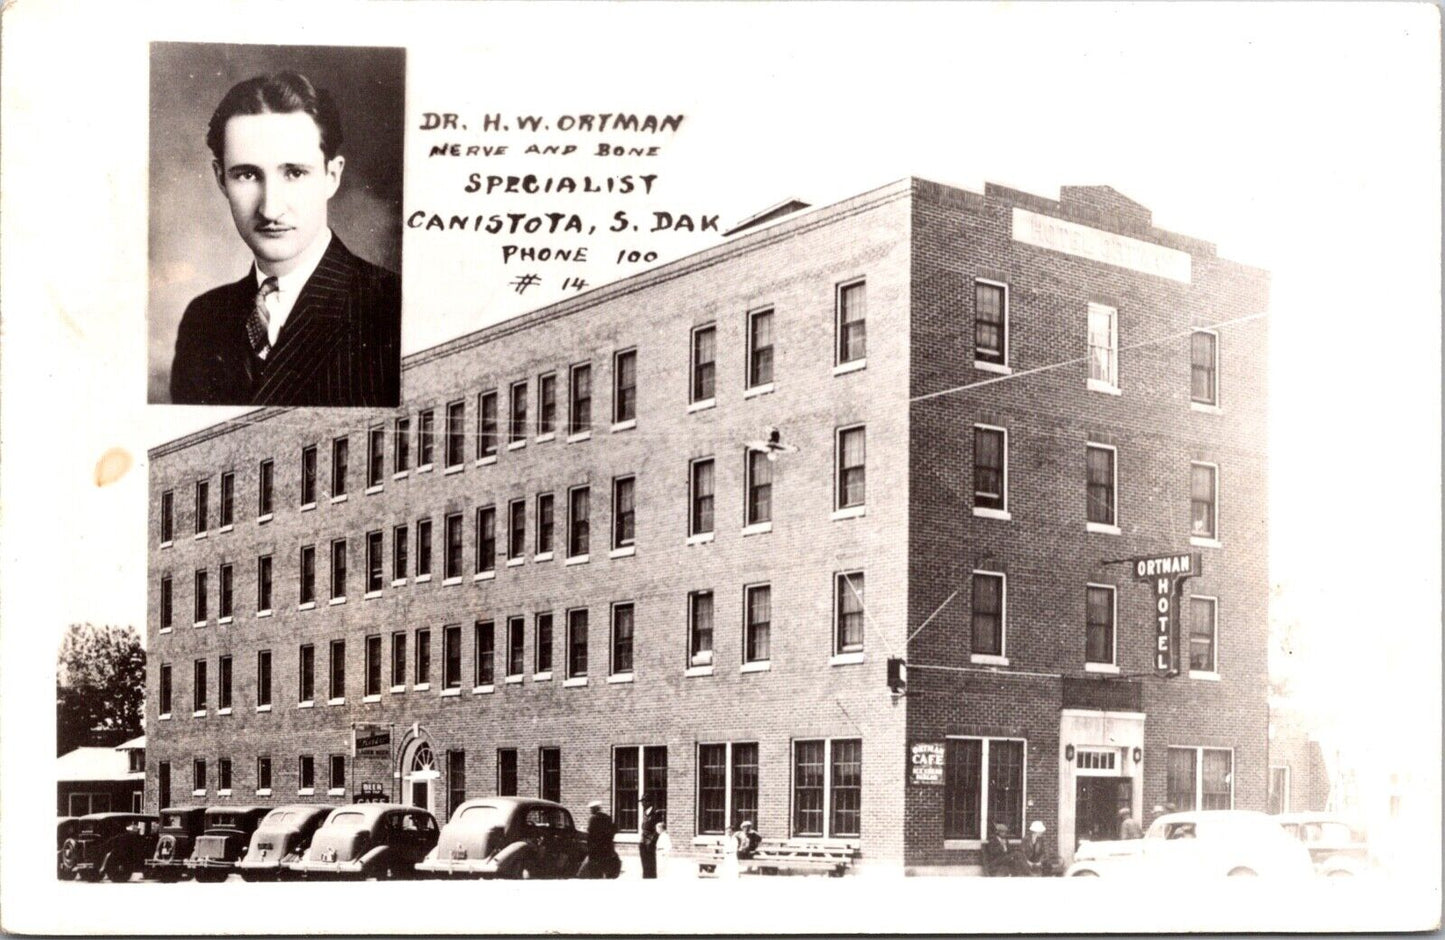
[298,644,315,702]
[567,487,590,558]
[212,757,230,791]
[444,512,463,579]
[745,451,772,526]
[613,349,637,423]
[194,759,207,793]
[475,621,495,686]
[331,755,346,792]
[689,458,714,536]
[973,426,1007,512]
[535,612,553,674]
[159,663,172,715]
[416,629,430,687]
[793,738,862,838]
[697,742,759,834]
[194,570,208,623]
[255,757,270,792]
[219,472,235,527]
[612,476,635,549]
[507,500,526,560]
[475,506,496,574]
[256,460,274,517]
[442,398,465,467]
[971,571,1005,657]
[416,518,432,578]
[836,280,866,365]
[129,748,144,774]
[195,480,209,534]
[159,575,173,630]
[611,603,635,675]
[745,584,771,663]
[367,425,385,487]
[1167,747,1234,811]
[1086,584,1116,666]
[159,761,172,808]
[298,545,315,605]
[690,324,716,403]
[256,650,272,707]
[1086,444,1117,527]
[474,391,498,461]
[444,624,462,689]
[497,749,518,796]
[391,632,407,687]
[975,280,1008,365]
[330,538,347,600]
[365,635,382,696]
[394,416,411,472]
[417,409,435,467]
[507,616,525,677]
[160,490,174,543]
[1190,596,1218,673]
[614,745,667,831]
[510,381,529,443]
[329,640,345,700]
[835,572,865,654]
[193,659,207,711]
[1191,463,1219,541]
[689,590,714,667]
[218,655,232,710]
[1191,330,1218,405]
[366,531,383,593]
[943,737,1025,840]
[298,755,315,791]
[217,564,233,619]
[300,446,317,505]
[392,524,408,581]
[332,436,348,497]
[447,751,466,819]
[538,747,561,803]
[538,372,557,435]
[1268,767,1290,815]
[536,493,555,555]
[567,608,588,679]
[1087,302,1118,390]
[569,364,592,435]
[747,309,774,388]
[836,426,866,510]
[257,555,273,612]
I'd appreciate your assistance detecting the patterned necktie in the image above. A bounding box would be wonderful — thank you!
[247,276,279,359]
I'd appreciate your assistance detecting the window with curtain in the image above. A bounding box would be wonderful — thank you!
[691,325,716,402]
[1191,331,1218,405]
[1191,463,1218,539]
[837,426,866,509]
[690,459,714,535]
[1086,445,1116,525]
[446,400,465,467]
[837,281,866,364]
[1086,584,1115,664]
[569,364,592,434]
[1190,596,1217,672]
[568,487,590,557]
[611,604,634,675]
[836,572,865,654]
[613,477,635,548]
[510,381,529,443]
[974,426,1006,510]
[478,391,498,458]
[749,310,774,387]
[975,281,1006,364]
[971,572,1004,656]
[689,590,714,666]
[1087,303,1117,388]
[745,584,771,663]
[614,350,637,423]
[746,450,772,525]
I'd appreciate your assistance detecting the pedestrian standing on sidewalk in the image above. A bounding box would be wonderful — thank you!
[1117,806,1143,840]
[638,793,661,879]
[579,800,620,879]
[654,820,674,879]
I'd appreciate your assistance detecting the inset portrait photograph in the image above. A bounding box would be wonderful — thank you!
[148,43,405,407]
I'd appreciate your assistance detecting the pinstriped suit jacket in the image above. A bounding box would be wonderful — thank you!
[169,236,401,407]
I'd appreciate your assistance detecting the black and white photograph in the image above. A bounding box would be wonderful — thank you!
[1,1,1440,934]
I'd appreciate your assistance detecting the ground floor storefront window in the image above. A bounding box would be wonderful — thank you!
[792,738,861,838]
[1167,746,1233,811]
[613,745,667,830]
[943,737,1025,840]
[697,742,759,834]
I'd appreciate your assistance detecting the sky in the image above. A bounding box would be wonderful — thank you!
[0,1,1439,929]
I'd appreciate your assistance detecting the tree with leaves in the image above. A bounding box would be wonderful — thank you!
[56,624,145,755]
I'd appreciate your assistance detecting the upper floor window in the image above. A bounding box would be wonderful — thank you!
[538,373,557,436]
[569,364,592,435]
[1190,463,1219,541]
[446,399,466,467]
[256,650,272,707]
[971,571,1005,658]
[160,575,173,629]
[835,572,864,654]
[747,309,774,388]
[415,628,432,686]
[416,518,433,578]
[1191,331,1218,406]
[300,445,318,505]
[745,450,772,527]
[1086,443,1117,529]
[507,616,525,678]
[836,426,866,511]
[567,608,589,679]
[1086,302,1118,392]
[195,480,209,535]
[539,747,562,804]
[330,539,347,600]
[257,555,273,612]
[391,632,407,688]
[691,325,716,404]
[536,493,555,556]
[159,663,173,715]
[299,545,316,605]
[218,656,232,711]
[475,506,496,574]
[836,280,866,365]
[689,590,714,668]
[535,612,554,675]
[417,410,435,468]
[218,564,233,619]
[567,487,590,558]
[444,512,463,580]
[1189,596,1218,674]
[257,460,274,517]
[510,381,529,444]
[973,425,1007,514]
[194,569,208,624]
[219,472,234,527]
[331,437,348,498]
[611,603,635,676]
[160,490,174,543]
[394,416,411,473]
[975,279,1008,366]
[444,625,462,689]
[193,659,208,711]
[393,524,409,581]
[1085,584,1116,666]
[614,349,637,424]
[497,748,519,797]
[613,476,636,549]
[367,425,385,487]
[745,584,771,664]
[689,458,715,537]
[366,531,383,593]
[508,499,526,561]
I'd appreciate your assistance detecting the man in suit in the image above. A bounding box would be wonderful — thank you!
[170,71,400,407]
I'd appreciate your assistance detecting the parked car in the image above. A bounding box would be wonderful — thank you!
[416,797,589,879]
[1065,810,1314,879]
[145,806,209,881]
[1275,812,1372,876]
[57,818,80,880]
[183,806,271,882]
[287,804,439,880]
[236,805,333,881]
[58,813,160,882]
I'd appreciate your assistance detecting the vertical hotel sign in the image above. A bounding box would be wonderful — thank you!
[1131,553,1202,677]
[1012,208,1192,284]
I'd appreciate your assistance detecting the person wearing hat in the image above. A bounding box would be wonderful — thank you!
[579,800,620,879]
[638,793,663,879]
[1021,820,1058,876]
[1117,805,1143,840]
[982,821,1015,876]
[734,819,762,860]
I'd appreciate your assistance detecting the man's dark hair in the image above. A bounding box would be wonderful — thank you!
[206,71,343,163]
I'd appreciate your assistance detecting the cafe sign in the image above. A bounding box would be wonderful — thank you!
[1131,552,1202,678]
[910,742,945,786]
[353,723,391,757]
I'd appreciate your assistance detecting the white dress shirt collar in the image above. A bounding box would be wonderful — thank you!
[254,228,333,347]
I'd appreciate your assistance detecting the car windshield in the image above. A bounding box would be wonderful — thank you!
[161,813,185,828]
[329,812,367,828]
[457,804,506,827]
[210,814,238,827]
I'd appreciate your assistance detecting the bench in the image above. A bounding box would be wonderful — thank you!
[697,838,861,877]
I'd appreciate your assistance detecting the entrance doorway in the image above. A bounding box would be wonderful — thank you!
[403,742,438,816]
[1075,776,1132,848]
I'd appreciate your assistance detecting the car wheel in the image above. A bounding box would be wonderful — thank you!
[1070,870,1100,877]
[76,868,101,883]
[106,860,134,883]
[1227,867,1258,877]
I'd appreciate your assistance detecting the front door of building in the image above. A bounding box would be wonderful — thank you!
[1074,776,1132,848]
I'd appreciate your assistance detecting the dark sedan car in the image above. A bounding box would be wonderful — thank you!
[416,797,588,879]
[236,805,333,881]
[287,804,439,880]
[184,806,271,882]
[145,806,208,881]
[59,813,160,882]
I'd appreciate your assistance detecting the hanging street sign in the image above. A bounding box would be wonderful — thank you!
[1130,552,1202,678]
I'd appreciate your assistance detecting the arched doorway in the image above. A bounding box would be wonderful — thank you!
[400,739,438,816]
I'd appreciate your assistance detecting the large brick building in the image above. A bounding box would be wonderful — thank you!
[146,177,1269,873]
